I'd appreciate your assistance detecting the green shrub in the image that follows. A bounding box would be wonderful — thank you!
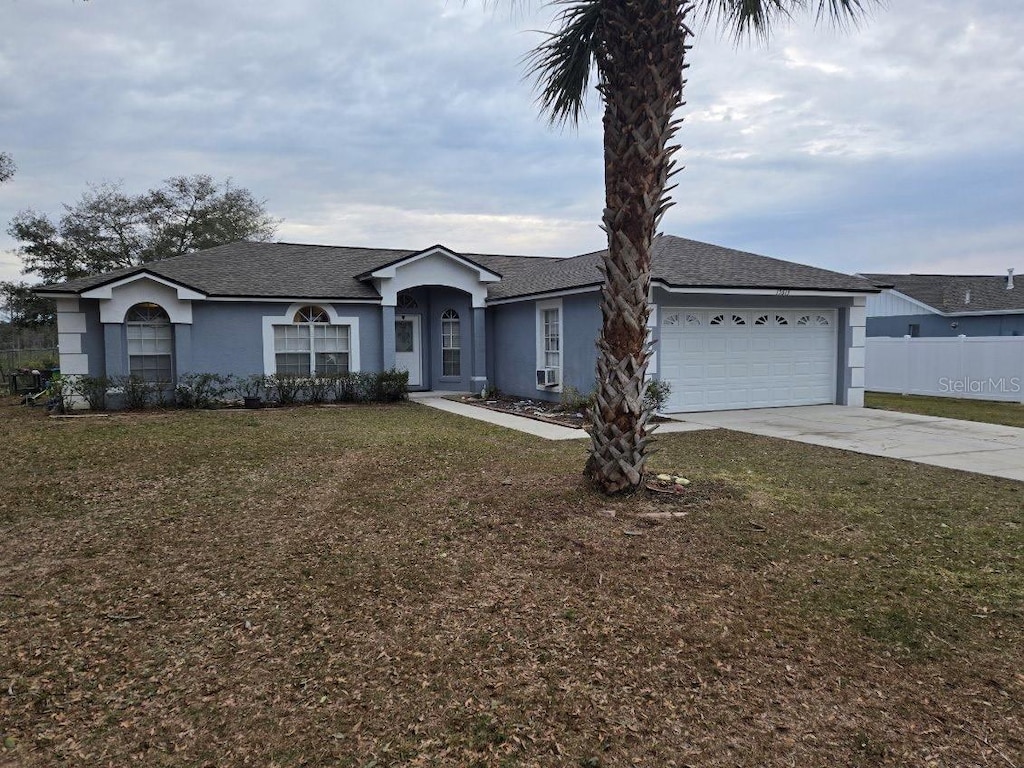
[175,373,233,409]
[558,385,595,413]
[237,374,266,399]
[333,372,370,402]
[331,370,407,403]
[45,374,75,413]
[304,376,333,404]
[115,374,153,410]
[266,373,303,405]
[151,380,173,409]
[73,375,111,411]
[643,378,672,413]
[375,368,409,402]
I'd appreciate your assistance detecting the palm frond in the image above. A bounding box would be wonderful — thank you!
[698,0,875,41]
[524,0,604,127]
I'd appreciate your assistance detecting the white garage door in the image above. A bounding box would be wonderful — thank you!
[659,308,838,413]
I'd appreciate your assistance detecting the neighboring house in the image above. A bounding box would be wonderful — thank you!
[861,271,1024,337]
[36,235,879,413]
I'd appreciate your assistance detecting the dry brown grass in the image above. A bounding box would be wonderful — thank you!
[1,398,1021,767]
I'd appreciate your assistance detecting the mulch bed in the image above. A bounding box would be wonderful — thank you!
[453,394,673,430]
[453,394,590,428]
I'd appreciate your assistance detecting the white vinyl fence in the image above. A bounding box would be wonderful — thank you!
[865,336,1024,403]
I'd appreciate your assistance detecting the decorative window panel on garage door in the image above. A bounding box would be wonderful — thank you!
[659,309,837,413]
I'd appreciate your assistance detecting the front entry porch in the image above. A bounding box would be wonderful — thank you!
[361,244,498,393]
[381,286,487,393]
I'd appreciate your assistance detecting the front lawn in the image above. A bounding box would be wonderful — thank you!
[867,391,1024,429]
[1,399,1021,766]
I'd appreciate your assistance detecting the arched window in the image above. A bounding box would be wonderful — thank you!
[293,305,329,323]
[126,303,173,382]
[274,305,350,376]
[441,309,460,377]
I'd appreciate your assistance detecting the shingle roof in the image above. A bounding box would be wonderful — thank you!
[37,242,560,300]
[37,235,878,301]
[489,235,879,299]
[860,273,1024,314]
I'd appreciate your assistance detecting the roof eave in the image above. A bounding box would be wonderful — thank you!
[487,283,602,304]
[943,307,1024,317]
[651,279,880,296]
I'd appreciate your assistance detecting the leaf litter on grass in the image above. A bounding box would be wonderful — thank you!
[0,398,1021,766]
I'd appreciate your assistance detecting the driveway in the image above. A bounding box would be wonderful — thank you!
[676,405,1024,482]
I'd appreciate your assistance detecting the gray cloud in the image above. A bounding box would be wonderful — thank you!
[1,0,1021,285]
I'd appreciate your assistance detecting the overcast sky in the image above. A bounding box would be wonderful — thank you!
[1,0,1021,286]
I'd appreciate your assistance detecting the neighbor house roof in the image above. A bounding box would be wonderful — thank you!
[860,273,1024,314]
[37,235,878,301]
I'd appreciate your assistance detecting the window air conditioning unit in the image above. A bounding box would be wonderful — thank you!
[536,368,559,387]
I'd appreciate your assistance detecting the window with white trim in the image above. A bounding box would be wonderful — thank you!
[273,305,350,376]
[543,309,560,368]
[441,309,460,377]
[536,299,563,389]
[126,303,173,383]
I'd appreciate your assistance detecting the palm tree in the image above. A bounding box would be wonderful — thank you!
[525,0,872,494]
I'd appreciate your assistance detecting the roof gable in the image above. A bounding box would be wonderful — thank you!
[80,270,206,301]
[357,244,502,283]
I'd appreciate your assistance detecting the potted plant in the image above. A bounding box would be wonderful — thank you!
[238,374,266,408]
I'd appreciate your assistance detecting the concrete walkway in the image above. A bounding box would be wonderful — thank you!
[413,395,1024,481]
[673,405,1024,482]
[411,393,709,441]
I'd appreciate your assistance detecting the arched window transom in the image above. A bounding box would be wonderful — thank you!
[293,305,330,323]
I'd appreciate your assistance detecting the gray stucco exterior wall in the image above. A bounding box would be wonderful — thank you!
[185,301,382,376]
[174,325,193,378]
[562,292,602,397]
[489,290,601,402]
[487,300,533,398]
[836,307,852,404]
[103,324,125,379]
[425,287,474,392]
[382,306,396,370]
[472,308,486,390]
[867,313,1024,337]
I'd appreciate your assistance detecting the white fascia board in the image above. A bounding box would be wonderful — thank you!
[205,296,381,304]
[36,291,79,299]
[369,246,501,283]
[486,285,601,306]
[652,281,877,299]
[81,271,206,301]
[944,308,1024,317]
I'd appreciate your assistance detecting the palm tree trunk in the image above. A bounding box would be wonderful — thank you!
[586,0,689,494]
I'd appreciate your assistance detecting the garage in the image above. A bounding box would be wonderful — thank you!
[658,307,838,413]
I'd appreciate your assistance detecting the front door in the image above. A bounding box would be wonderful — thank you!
[395,314,422,387]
